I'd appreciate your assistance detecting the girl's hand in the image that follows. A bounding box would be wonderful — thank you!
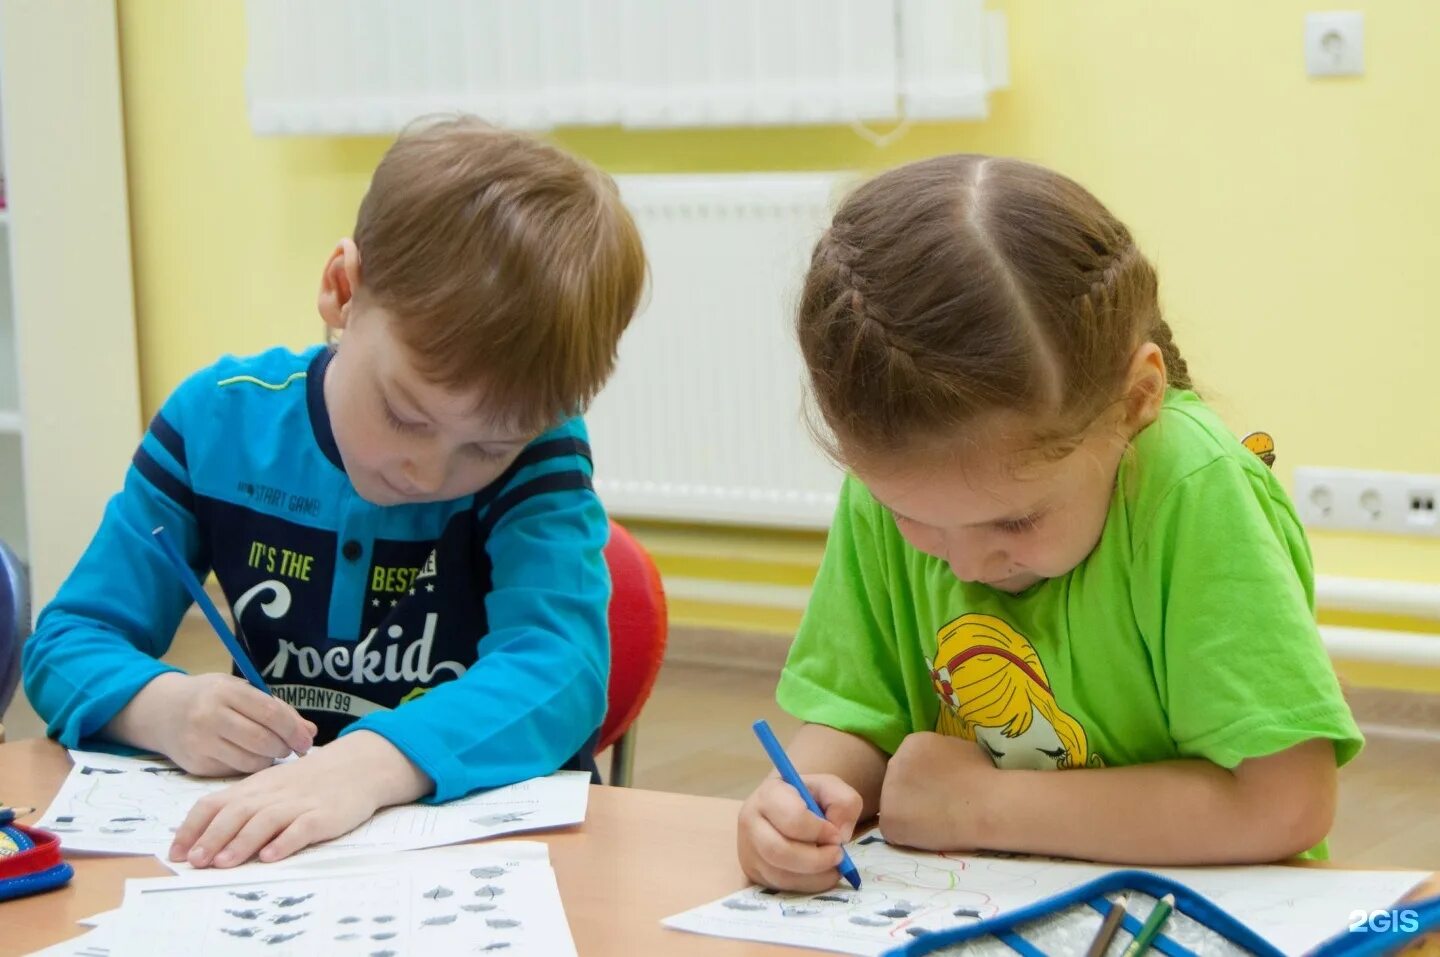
[880,731,996,851]
[737,774,863,892]
[169,730,431,867]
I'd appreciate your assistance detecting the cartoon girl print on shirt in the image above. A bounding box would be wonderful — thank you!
[929,613,1104,769]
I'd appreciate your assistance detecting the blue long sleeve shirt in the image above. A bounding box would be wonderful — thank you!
[22,345,610,801]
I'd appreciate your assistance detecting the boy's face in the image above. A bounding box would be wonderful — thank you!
[317,239,538,505]
[858,412,1128,594]
[324,304,536,507]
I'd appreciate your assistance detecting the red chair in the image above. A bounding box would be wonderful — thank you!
[598,519,668,787]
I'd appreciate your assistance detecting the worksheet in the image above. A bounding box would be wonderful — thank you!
[663,830,1431,955]
[37,750,589,864]
[105,842,575,957]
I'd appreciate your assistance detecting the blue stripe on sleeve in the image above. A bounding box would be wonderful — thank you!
[475,470,594,540]
[148,412,187,468]
[131,447,195,513]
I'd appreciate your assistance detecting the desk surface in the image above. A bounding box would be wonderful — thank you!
[2,738,1439,957]
[0,738,800,957]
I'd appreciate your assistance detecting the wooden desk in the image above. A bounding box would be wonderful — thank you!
[0,738,796,957]
[1,738,1438,956]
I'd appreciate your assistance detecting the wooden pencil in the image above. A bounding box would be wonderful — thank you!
[1085,891,1130,957]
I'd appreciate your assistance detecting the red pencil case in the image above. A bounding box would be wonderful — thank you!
[0,809,74,902]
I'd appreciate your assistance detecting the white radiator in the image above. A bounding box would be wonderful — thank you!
[243,0,1008,134]
[586,174,849,529]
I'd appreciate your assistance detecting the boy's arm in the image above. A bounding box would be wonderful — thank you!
[165,466,604,864]
[23,408,202,745]
[23,383,314,772]
[169,430,605,867]
[880,732,1336,864]
[168,728,429,868]
[341,435,610,803]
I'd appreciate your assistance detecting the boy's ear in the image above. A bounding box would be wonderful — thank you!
[1122,341,1167,431]
[317,238,362,332]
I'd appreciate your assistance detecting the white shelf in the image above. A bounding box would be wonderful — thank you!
[0,410,20,434]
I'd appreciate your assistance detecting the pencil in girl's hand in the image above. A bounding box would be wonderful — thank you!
[752,719,862,890]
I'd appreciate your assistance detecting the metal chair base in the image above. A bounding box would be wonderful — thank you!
[609,726,638,787]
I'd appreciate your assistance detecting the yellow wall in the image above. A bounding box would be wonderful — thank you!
[119,0,1440,609]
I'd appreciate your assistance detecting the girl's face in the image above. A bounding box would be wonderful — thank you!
[858,411,1131,594]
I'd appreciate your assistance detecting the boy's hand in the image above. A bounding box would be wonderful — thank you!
[737,774,863,892]
[880,731,995,851]
[110,672,316,777]
[170,730,432,868]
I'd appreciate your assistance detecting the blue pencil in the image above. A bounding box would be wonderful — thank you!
[752,719,862,890]
[151,525,270,694]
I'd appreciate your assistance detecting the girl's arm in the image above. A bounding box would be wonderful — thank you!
[880,732,1336,864]
[782,722,890,818]
[737,723,889,891]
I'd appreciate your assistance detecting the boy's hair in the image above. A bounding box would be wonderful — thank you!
[796,154,1190,464]
[354,115,645,432]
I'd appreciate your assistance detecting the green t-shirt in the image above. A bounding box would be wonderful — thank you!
[778,390,1362,858]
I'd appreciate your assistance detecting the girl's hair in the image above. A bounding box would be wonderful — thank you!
[797,154,1190,464]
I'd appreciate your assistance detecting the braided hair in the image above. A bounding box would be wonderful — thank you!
[797,154,1190,465]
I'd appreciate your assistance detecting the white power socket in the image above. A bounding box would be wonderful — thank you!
[1304,11,1365,77]
[1293,467,1440,536]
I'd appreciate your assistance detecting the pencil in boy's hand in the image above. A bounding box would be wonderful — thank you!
[1084,891,1129,957]
[1121,892,1175,957]
[751,719,862,890]
[151,526,270,695]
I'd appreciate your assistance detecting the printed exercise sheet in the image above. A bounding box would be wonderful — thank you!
[663,830,1431,956]
[104,842,575,957]
[37,750,589,863]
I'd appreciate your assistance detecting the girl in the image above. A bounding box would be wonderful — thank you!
[737,155,1361,891]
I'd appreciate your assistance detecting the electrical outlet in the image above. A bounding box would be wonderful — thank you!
[1293,467,1440,536]
[1305,11,1364,77]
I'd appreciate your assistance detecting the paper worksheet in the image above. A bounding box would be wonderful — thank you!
[663,830,1431,956]
[19,924,112,957]
[104,841,576,957]
[37,750,590,863]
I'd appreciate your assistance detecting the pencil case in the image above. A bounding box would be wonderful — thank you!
[0,809,74,902]
[882,869,1440,957]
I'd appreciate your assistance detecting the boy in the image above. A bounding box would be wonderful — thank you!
[22,116,646,868]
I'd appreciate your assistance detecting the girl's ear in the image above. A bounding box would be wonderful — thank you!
[1122,341,1167,431]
